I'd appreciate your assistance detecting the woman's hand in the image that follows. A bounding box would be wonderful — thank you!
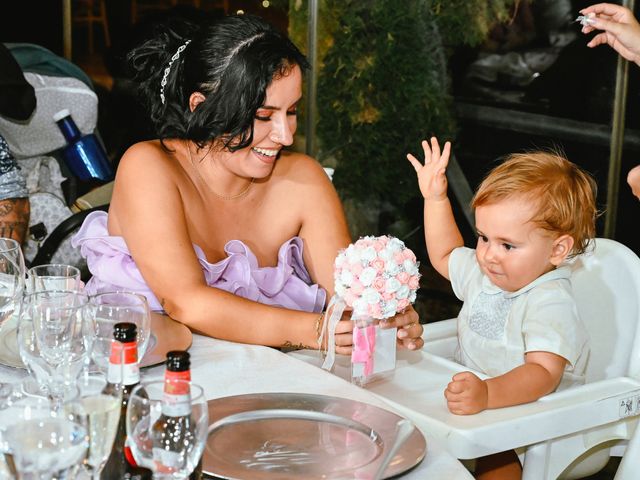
[406,137,451,201]
[444,371,488,415]
[380,305,424,351]
[581,3,640,66]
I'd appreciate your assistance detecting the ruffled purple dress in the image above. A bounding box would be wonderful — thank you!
[71,211,326,313]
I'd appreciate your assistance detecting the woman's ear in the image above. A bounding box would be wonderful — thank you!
[550,234,575,266]
[189,92,206,112]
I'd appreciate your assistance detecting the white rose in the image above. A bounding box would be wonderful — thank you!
[362,287,381,305]
[396,284,410,299]
[340,269,354,285]
[335,254,346,268]
[345,245,360,264]
[409,291,417,303]
[389,238,404,252]
[361,246,377,262]
[378,248,393,261]
[335,283,347,298]
[359,267,377,287]
[384,260,400,275]
[383,299,398,318]
[352,297,368,316]
[403,259,419,275]
[385,277,401,293]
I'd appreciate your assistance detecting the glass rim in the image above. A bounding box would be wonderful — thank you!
[132,380,205,402]
[0,237,20,253]
[90,291,149,307]
[27,263,81,274]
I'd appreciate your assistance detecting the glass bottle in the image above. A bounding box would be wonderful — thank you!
[53,108,114,182]
[151,350,202,479]
[101,322,151,480]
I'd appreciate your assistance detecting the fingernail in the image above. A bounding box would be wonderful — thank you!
[398,329,408,339]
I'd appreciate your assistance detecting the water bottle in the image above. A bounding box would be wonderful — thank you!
[53,109,114,182]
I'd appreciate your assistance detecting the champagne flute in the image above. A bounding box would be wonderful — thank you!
[28,263,82,293]
[127,380,208,479]
[68,373,122,480]
[0,237,25,332]
[90,292,151,374]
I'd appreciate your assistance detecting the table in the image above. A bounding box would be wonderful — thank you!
[0,333,472,479]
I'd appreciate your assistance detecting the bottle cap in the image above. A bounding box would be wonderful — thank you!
[113,322,137,343]
[53,109,71,122]
[166,350,190,371]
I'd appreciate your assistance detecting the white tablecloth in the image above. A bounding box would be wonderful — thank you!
[0,333,472,479]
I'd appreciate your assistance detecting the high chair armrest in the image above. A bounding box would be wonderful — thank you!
[423,318,458,359]
[369,355,640,460]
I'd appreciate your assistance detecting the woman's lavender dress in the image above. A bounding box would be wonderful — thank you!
[72,211,326,313]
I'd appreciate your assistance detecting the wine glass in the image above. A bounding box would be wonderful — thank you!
[17,291,93,405]
[67,373,122,480]
[0,237,25,332]
[127,380,208,479]
[28,263,82,293]
[90,292,151,373]
[0,386,87,480]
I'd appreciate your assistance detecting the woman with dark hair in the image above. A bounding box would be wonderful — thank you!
[72,13,423,352]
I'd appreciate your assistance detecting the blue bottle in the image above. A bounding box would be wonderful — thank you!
[53,109,114,182]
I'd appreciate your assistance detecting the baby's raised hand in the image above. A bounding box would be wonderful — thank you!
[406,137,451,201]
[444,371,488,415]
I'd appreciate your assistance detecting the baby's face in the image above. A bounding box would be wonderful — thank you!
[474,196,560,292]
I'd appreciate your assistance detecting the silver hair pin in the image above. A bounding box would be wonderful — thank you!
[575,14,596,27]
[160,39,192,105]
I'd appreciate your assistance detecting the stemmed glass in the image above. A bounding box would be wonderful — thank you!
[67,373,122,480]
[127,380,208,479]
[16,290,93,405]
[90,292,151,373]
[27,263,82,293]
[0,386,88,480]
[0,238,26,332]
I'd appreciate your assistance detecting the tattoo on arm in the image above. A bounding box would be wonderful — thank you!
[0,198,29,244]
[280,340,313,350]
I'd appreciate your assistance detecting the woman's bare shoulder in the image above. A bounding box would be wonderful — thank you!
[273,151,331,183]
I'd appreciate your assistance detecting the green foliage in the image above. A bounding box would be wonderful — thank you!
[316,0,455,210]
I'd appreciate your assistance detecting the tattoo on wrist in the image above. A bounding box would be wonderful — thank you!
[281,341,313,350]
[0,199,17,217]
[0,221,27,241]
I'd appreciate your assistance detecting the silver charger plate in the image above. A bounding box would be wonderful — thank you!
[203,392,426,479]
[0,312,192,369]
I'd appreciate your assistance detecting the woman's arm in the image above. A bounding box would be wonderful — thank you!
[109,143,323,348]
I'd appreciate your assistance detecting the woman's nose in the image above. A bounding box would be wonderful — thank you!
[270,117,294,146]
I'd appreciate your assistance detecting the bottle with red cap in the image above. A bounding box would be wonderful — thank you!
[101,322,151,480]
[151,350,202,479]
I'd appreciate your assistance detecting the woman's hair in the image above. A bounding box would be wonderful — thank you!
[471,151,598,257]
[127,13,309,150]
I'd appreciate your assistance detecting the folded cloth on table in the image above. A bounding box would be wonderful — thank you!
[71,211,326,313]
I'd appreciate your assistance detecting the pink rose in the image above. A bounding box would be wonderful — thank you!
[393,252,404,264]
[397,298,410,310]
[396,271,410,284]
[358,238,372,248]
[371,258,385,272]
[403,249,416,261]
[382,291,395,301]
[350,280,364,295]
[373,276,386,291]
[344,291,356,307]
[368,303,382,318]
[350,262,363,276]
[408,276,420,290]
[373,240,385,252]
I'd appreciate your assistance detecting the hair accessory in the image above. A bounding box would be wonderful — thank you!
[160,39,192,105]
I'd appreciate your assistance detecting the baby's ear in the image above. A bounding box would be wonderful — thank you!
[550,234,574,265]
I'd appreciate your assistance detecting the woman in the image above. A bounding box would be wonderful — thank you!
[73,13,423,353]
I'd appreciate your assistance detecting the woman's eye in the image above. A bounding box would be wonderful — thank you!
[255,113,271,121]
[287,109,297,116]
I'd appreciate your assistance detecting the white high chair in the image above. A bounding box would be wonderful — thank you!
[367,238,640,479]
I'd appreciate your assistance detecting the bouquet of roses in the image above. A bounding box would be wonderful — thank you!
[320,235,420,385]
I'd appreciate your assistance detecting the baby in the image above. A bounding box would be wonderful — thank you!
[407,139,597,479]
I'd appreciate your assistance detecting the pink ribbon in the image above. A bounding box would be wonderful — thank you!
[351,324,376,376]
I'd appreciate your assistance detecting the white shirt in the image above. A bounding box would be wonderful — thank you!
[449,247,590,388]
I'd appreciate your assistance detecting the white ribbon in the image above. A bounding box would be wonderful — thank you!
[320,295,346,371]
